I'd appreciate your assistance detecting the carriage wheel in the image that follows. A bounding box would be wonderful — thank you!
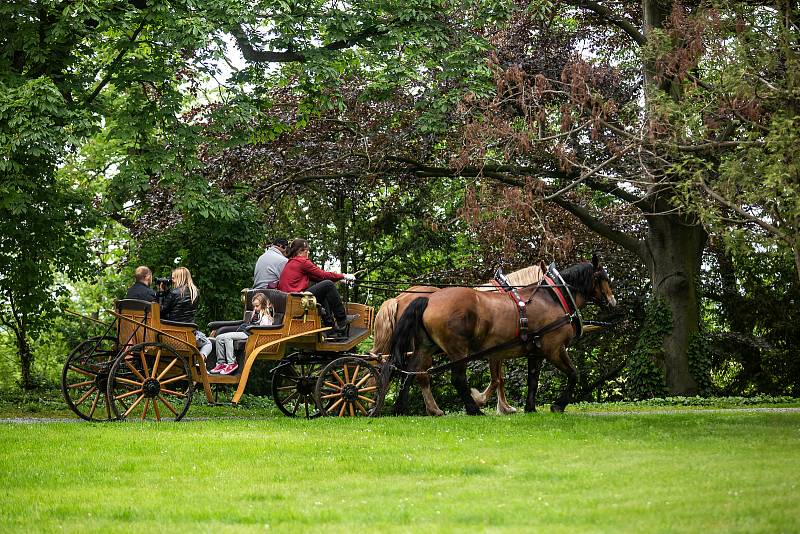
[107,342,193,422]
[61,336,118,421]
[314,357,380,417]
[271,358,324,419]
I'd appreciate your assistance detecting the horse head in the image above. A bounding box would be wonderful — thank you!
[591,254,616,308]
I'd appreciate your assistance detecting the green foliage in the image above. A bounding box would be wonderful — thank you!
[135,195,265,328]
[627,299,670,400]
[688,332,712,397]
[0,77,98,389]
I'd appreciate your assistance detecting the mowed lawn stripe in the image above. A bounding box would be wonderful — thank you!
[0,412,798,533]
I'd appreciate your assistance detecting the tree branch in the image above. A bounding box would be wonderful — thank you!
[564,0,647,46]
[384,156,571,183]
[551,196,645,258]
[84,14,149,105]
[699,179,791,243]
[543,145,631,200]
[583,178,649,210]
[231,23,389,63]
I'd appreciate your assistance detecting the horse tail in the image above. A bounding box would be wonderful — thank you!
[374,297,429,417]
[371,297,398,355]
[389,297,429,370]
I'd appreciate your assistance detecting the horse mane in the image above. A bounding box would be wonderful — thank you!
[559,262,595,297]
[474,263,546,292]
[505,265,545,287]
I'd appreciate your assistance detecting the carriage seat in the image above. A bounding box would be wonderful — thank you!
[116,298,153,312]
[207,288,288,335]
[161,318,198,330]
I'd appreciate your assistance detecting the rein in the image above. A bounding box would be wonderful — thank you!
[393,314,573,378]
[354,280,574,293]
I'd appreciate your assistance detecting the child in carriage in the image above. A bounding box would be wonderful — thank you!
[210,293,273,375]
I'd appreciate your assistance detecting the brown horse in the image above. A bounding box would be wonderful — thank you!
[371,263,546,414]
[379,256,615,416]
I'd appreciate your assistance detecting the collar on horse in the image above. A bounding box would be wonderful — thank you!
[493,267,529,341]
[542,263,583,339]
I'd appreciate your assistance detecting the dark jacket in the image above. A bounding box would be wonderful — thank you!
[125,282,157,302]
[160,287,198,324]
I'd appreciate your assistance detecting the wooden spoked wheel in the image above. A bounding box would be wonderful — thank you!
[314,357,380,417]
[271,358,324,418]
[107,342,194,422]
[61,336,119,421]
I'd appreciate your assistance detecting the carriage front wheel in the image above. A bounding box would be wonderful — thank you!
[314,357,380,417]
[271,357,325,419]
[107,342,194,422]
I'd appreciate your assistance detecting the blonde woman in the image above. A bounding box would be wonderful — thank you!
[160,266,212,357]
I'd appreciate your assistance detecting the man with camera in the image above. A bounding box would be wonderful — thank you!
[125,266,158,302]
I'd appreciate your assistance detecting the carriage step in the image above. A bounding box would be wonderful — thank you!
[205,373,241,384]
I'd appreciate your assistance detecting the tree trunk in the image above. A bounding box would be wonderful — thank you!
[9,319,35,390]
[18,337,35,390]
[1,308,36,390]
[643,214,707,394]
[640,0,706,394]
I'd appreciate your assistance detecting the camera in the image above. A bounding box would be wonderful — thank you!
[155,276,172,289]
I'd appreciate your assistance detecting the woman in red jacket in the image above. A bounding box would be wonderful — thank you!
[277,238,358,333]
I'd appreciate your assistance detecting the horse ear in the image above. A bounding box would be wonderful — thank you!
[592,253,600,270]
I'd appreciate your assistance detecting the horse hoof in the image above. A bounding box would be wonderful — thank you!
[470,387,485,406]
[497,405,517,415]
[550,404,565,413]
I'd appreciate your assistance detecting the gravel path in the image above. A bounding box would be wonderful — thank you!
[1,407,799,423]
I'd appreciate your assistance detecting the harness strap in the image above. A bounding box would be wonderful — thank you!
[420,314,572,376]
[543,272,584,339]
[493,270,529,341]
[544,275,571,314]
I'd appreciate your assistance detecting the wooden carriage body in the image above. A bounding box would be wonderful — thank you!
[63,290,376,421]
[204,289,374,405]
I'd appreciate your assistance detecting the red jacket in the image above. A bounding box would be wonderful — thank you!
[277,256,344,293]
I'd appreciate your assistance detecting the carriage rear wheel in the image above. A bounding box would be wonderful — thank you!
[61,336,118,421]
[271,357,324,419]
[107,342,193,422]
[314,357,380,417]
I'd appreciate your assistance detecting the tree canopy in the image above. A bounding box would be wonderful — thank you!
[1,0,797,401]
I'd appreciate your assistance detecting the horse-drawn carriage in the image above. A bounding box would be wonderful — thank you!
[62,289,379,421]
[62,256,616,421]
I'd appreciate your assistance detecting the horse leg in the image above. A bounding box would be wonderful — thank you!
[417,371,444,416]
[451,360,483,415]
[494,361,517,415]
[470,363,497,408]
[549,347,577,413]
[400,350,442,416]
[393,373,413,415]
[525,356,543,413]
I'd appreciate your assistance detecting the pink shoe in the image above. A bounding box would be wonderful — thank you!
[209,363,226,374]
[220,363,238,375]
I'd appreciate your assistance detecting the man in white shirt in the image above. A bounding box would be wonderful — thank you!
[253,238,289,289]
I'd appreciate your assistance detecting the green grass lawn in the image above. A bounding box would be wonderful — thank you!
[1,411,798,533]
